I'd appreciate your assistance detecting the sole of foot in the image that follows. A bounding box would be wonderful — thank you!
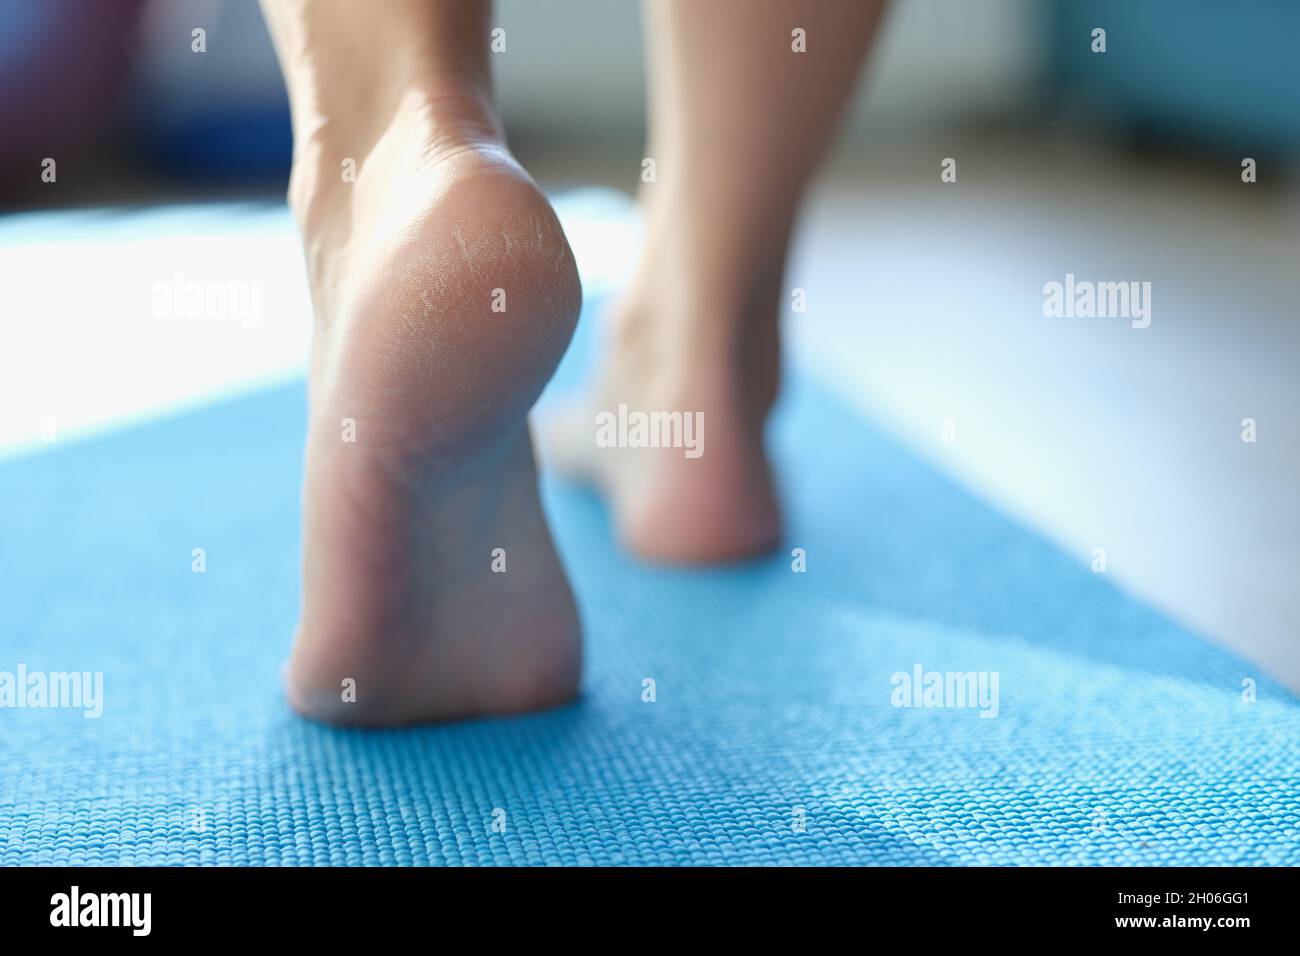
[285,93,583,725]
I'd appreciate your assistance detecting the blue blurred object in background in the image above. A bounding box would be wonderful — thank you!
[1051,0,1300,154]
[125,0,291,182]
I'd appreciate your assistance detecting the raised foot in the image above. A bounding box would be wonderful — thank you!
[287,109,583,726]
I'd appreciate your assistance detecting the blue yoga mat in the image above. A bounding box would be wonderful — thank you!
[2,282,1298,866]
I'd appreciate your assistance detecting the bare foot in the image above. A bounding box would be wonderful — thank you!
[540,0,886,563]
[543,240,783,563]
[285,88,582,725]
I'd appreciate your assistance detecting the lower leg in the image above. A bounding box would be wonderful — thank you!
[550,0,888,561]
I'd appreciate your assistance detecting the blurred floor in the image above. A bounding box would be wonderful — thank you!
[785,133,1300,692]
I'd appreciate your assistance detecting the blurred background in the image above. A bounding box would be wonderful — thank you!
[2,0,1299,204]
[1,0,1297,688]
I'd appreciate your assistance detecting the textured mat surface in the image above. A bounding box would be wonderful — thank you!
[2,304,1299,866]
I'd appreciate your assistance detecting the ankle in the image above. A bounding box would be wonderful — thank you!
[611,245,784,396]
[264,0,495,134]
[265,1,502,231]
[288,84,502,227]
